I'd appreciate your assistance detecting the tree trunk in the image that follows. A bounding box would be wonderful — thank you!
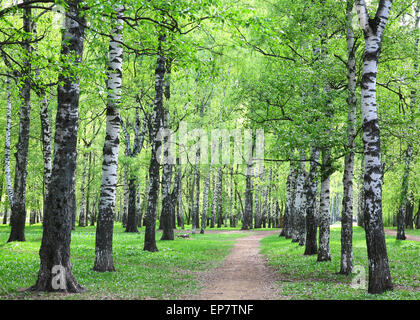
[70,173,77,230]
[160,58,175,240]
[85,151,92,227]
[243,165,253,230]
[304,148,320,255]
[125,178,139,233]
[355,0,393,294]
[229,167,234,227]
[29,1,85,292]
[160,145,174,240]
[176,166,184,229]
[144,34,166,252]
[4,74,14,211]
[254,182,261,229]
[397,3,418,239]
[281,164,297,238]
[215,167,223,228]
[200,142,215,234]
[396,168,409,240]
[8,3,32,242]
[340,0,357,275]
[291,160,306,244]
[194,151,201,230]
[357,155,365,228]
[415,201,420,229]
[40,92,52,220]
[78,153,88,227]
[210,169,216,228]
[3,203,9,225]
[267,168,273,230]
[317,150,331,262]
[122,167,129,227]
[178,173,185,229]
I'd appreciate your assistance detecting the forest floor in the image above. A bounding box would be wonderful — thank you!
[182,230,282,300]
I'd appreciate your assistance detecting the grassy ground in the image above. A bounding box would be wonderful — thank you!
[260,226,420,300]
[0,223,248,300]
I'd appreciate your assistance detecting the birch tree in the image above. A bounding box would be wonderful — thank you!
[144,33,166,252]
[291,160,306,244]
[317,150,332,262]
[339,0,358,275]
[94,5,124,272]
[304,148,320,255]
[8,1,32,242]
[396,3,418,240]
[355,0,393,294]
[30,0,85,292]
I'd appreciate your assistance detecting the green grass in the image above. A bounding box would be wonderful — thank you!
[0,223,248,300]
[260,226,420,300]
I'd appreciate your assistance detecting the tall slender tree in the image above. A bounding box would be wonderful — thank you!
[8,0,32,242]
[317,150,332,262]
[355,0,393,294]
[304,148,320,255]
[339,0,358,275]
[144,33,166,252]
[29,0,85,292]
[94,5,124,272]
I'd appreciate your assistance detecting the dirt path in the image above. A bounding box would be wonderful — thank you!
[384,229,420,242]
[183,230,281,300]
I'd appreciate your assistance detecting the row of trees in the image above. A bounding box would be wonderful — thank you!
[0,0,418,295]
[235,0,419,295]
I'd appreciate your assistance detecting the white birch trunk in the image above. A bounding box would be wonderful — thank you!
[291,161,306,243]
[4,74,14,208]
[355,0,393,293]
[340,0,357,275]
[94,6,124,271]
[318,150,331,261]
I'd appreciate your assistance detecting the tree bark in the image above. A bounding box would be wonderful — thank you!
[243,165,253,230]
[317,150,332,262]
[340,0,357,274]
[355,0,393,294]
[254,181,261,228]
[291,160,306,244]
[194,148,201,230]
[160,128,174,240]
[40,91,53,220]
[29,0,85,292]
[215,167,223,228]
[160,58,175,240]
[397,3,418,239]
[121,111,146,233]
[125,178,139,233]
[200,141,215,234]
[210,169,216,228]
[357,155,365,228]
[85,151,92,226]
[144,34,166,252]
[8,2,32,242]
[78,152,88,227]
[281,164,297,238]
[4,74,14,211]
[304,148,320,255]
